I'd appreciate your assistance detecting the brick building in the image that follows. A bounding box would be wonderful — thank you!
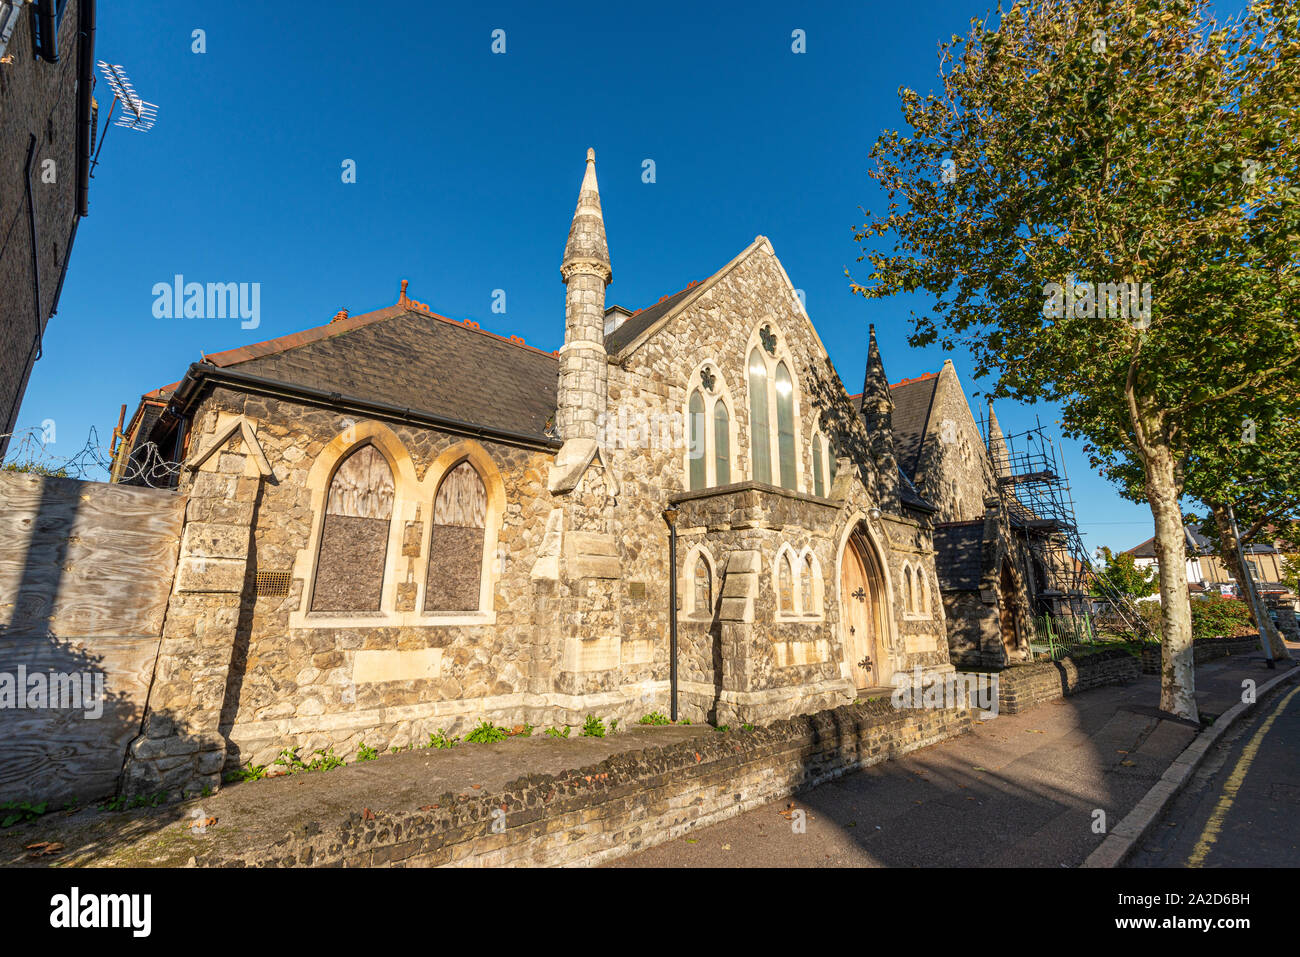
[0,0,95,456]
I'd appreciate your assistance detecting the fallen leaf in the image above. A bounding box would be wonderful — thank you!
[972,766,989,772]
[1120,760,1137,767]
[1026,729,1045,734]
[26,842,63,858]
[721,844,731,850]
[471,784,483,790]
[362,807,376,821]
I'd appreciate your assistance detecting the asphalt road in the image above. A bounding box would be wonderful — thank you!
[1127,681,1300,868]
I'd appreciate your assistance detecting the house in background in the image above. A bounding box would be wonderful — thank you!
[0,0,95,456]
[1123,526,1288,598]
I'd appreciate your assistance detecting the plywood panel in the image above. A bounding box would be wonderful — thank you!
[0,473,185,638]
[326,445,394,520]
[0,635,161,804]
[433,461,486,528]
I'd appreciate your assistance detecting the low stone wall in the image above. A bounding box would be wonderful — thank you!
[1139,635,1261,675]
[995,648,1140,715]
[200,698,973,867]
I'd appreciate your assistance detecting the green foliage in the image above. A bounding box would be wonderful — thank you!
[1190,594,1254,641]
[0,462,68,477]
[226,759,268,783]
[465,720,510,744]
[544,726,570,739]
[609,719,618,733]
[307,748,345,772]
[356,743,378,762]
[714,724,731,733]
[580,715,606,738]
[274,747,344,773]
[1091,547,1158,598]
[426,730,459,749]
[98,791,166,812]
[1282,554,1300,595]
[848,0,1300,711]
[741,723,756,732]
[274,748,309,773]
[638,712,670,725]
[0,801,48,828]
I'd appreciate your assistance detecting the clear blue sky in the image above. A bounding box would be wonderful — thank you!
[18,0,1238,555]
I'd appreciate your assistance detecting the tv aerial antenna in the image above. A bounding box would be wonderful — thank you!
[89,60,159,178]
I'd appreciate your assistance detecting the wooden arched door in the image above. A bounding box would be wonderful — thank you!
[840,531,890,690]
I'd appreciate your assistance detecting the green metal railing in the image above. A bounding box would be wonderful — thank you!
[1032,614,1099,660]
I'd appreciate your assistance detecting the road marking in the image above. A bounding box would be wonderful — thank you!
[1187,684,1300,867]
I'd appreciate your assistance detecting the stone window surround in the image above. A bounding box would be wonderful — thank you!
[289,421,506,630]
[743,323,806,495]
[900,559,931,620]
[682,359,739,491]
[811,428,836,496]
[681,543,717,619]
[773,542,825,622]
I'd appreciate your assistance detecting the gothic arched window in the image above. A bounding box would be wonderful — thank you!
[688,389,707,491]
[313,444,394,612]
[748,349,772,484]
[425,461,487,612]
[778,551,795,614]
[694,554,712,616]
[801,553,815,615]
[775,362,796,490]
[904,565,915,614]
[713,401,731,485]
[812,434,825,497]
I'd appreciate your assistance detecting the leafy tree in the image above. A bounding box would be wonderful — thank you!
[1090,546,1157,598]
[850,0,1299,719]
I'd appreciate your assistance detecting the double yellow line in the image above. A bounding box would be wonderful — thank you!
[1187,684,1300,867]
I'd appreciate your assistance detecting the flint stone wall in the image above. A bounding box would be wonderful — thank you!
[198,696,973,868]
[992,648,1140,714]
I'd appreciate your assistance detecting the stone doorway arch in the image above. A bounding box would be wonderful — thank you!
[839,528,891,690]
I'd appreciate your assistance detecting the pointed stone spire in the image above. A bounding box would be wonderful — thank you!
[860,324,900,507]
[561,148,612,282]
[556,149,613,443]
[987,401,1010,478]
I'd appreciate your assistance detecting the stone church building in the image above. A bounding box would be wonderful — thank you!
[111,150,1035,796]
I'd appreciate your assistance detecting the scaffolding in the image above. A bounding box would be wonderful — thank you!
[980,413,1151,646]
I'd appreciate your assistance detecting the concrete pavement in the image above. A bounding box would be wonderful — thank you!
[612,654,1292,868]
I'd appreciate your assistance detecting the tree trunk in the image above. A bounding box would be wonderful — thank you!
[1144,442,1198,721]
[1209,503,1291,660]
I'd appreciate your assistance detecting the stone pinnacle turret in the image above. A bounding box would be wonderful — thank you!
[987,401,1010,478]
[556,148,612,443]
[861,324,900,507]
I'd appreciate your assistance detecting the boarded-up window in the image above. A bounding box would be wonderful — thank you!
[425,461,487,612]
[313,445,394,612]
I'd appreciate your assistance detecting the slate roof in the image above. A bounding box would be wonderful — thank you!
[932,520,986,592]
[603,283,700,355]
[1124,526,1278,559]
[851,372,940,481]
[199,304,560,441]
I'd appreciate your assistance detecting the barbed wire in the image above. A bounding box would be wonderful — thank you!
[0,426,183,489]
